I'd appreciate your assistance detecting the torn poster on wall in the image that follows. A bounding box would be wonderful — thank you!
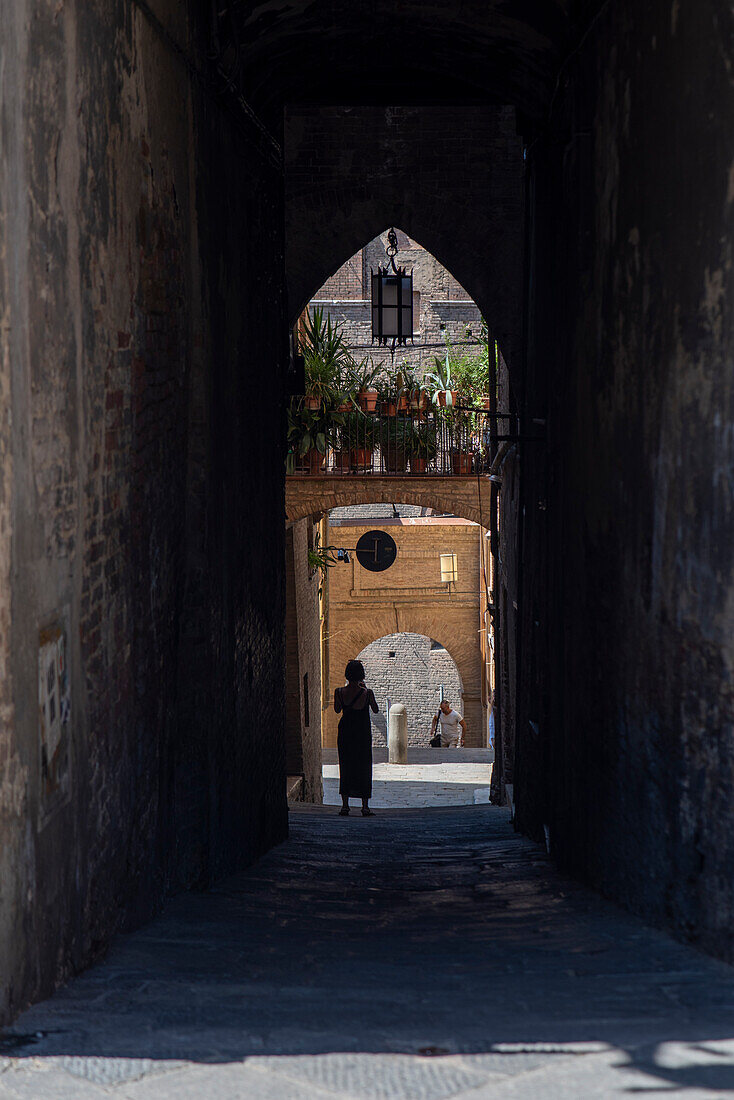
[38,620,71,822]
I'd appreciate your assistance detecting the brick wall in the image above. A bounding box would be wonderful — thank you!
[312,232,483,380]
[325,518,486,748]
[357,633,463,746]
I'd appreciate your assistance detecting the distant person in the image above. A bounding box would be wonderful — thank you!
[431,700,466,747]
[334,660,379,816]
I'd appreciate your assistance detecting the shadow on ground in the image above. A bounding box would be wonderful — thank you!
[2,806,734,1097]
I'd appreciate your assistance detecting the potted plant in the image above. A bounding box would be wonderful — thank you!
[451,452,474,475]
[301,306,351,410]
[347,410,377,471]
[377,374,399,417]
[409,420,438,474]
[350,357,380,413]
[286,401,328,474]
[425,353,457,407]
[378,416,411,473]
[394,366,412,413]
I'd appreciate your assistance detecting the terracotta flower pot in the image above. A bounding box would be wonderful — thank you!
[437,391,446,408]
[332,449,350,472]
[482,395,492,411]
[357,389,378,413]
[295,447,322,474]
[307,447,324,474]
[451,453,473,476]
[383,448,408,473]
[410,390,429,412]
[337,401,352,412]
[350,447,373,471]
[383,401,398,417]
[410,454,427,474]
[397,395,410,413]
[305,395,321,410]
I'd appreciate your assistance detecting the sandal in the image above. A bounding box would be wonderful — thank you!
[361,808,375,817]
[338,807,350,816]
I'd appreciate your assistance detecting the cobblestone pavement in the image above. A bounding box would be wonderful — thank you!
[2,805,734,1098]
[322,747,494,808]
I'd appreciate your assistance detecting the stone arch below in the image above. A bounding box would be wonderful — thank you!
[286,476,492,530]
[354,633,464,748]
[326,611,484,750]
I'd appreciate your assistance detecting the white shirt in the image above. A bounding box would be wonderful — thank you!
[438,709,462,742]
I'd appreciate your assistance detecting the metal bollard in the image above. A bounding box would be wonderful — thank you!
[388,703,408,764]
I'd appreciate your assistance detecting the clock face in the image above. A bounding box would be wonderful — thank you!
[355,530,398,572]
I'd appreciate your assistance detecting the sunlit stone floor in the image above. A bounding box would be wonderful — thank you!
[2,796,734,1097]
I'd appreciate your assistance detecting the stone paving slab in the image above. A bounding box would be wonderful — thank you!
[322,749,493,808]
[2,804,734,1097]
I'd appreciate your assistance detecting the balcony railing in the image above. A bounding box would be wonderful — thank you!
[288,404,521,477]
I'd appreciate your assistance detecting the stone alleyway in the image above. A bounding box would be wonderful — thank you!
[2,805,734,1099]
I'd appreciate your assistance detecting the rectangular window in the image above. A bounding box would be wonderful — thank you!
[303,672,310,727]
[440,553,458,584]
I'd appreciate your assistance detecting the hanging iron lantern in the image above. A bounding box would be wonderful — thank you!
[371,228,414,348]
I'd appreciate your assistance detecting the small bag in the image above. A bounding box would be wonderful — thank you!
[429,733,442,748]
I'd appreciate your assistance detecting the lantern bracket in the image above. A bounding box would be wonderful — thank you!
[385,227,400,273]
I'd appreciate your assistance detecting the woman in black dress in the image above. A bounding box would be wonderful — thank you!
[334,659,379,816]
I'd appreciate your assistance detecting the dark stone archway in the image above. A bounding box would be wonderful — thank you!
[285,105,525,381]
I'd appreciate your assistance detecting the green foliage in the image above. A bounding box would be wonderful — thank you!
[425,321,492,409]
[301,306,352,404]
[286,401,343,473]
[348,356,380,393]
[336,409,378,451]
[378,416,413,451]
[411,419,438,459]
[308,531,341,598]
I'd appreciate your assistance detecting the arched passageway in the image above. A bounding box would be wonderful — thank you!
[286,476,493,529]
[285,107,525,379]
[356,633,464,747]
[329,619,480,749]
[323,511,488,749]
[1,0,734,1034]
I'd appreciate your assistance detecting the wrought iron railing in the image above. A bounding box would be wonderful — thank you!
[288,404,522,477]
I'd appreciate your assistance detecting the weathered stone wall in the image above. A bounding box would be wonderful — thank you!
[357,633,463,746]
[515,0,734,960]
[0,0,287,1022]
[284,520,323,802]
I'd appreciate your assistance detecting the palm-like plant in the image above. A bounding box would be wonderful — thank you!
[424,353,456,406]
[411,420,438,460]
[348,356,380,394]
[301,306,352,406]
